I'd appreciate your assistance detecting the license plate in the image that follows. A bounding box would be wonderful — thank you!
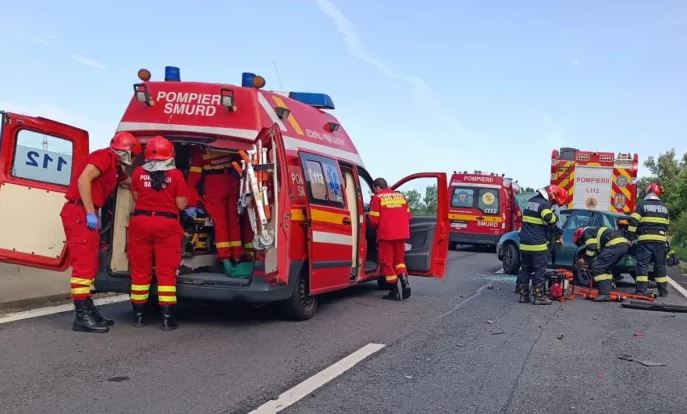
[451,221,467,229]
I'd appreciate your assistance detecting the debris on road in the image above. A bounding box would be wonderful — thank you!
[618,354,666,367]
[491,324,505,335]
[557,334,564,340]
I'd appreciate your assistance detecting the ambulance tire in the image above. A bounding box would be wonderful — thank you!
[282,272,317,321]
[502,243,521,275]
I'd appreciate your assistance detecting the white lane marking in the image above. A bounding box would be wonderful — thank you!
[312,231,353,246]
[117,122,258,139]
[0,294,129,325]
[667,276,687,300]
[250,343,385,413]
[495,268,505,274]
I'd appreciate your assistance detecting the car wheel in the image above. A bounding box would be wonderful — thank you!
[502,243,521,275]
[281,272,317,321]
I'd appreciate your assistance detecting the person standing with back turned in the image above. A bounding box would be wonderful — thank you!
[517,185,568,305]
[128,136,188,330]
[61,131,141,333]
[368,178,412,301]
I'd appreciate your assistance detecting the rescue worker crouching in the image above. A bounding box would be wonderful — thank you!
[573,225,630,302]
[187,148,251,278]
[368,178,412,301]
[628,183,670,297]
[128,136,188,331]
[61,131,141,333]
[517,185,568,305]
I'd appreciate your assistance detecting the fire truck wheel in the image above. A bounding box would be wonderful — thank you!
[282,272,317,321]
[502,243,520,275]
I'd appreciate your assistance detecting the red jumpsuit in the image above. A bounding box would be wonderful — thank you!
[187,149,243,261]
[368,189,411,284]
[61,149,122,301]
[128,167,188,306]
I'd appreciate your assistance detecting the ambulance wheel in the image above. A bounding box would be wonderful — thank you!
[502,243,520,275]
[282,272,317,321]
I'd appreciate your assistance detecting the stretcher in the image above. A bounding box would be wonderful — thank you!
[237,140,275,250]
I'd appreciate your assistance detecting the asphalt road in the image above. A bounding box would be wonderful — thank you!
[1,249,686,414]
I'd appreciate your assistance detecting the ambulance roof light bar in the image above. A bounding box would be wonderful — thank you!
[165,66,181,82]
[242,72,266,89]
[288,92,335,110]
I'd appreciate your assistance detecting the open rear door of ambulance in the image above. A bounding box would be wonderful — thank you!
[392,173,449,278]
[0,111,89,270]
[254,124,291,285]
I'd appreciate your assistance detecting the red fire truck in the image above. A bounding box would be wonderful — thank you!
[0,67,449,320]
[550,147,639,213]
[448,171,522,249]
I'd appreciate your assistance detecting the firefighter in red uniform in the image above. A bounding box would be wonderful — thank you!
[368,178,412,301]
[61,131,141,333]
[187,148,250,277]
[128,136,188,331]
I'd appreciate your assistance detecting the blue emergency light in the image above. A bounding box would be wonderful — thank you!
[288,92,335,110]
[165,66,181,82]
[242,72,256,87]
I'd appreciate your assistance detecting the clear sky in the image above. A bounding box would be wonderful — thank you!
[1,0,685,188]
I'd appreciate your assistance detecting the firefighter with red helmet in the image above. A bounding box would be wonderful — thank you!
[517,185,567,305]
[128,136,188,330]
[628,183,670,296]
[187,148,250,277]
[573,225,630,301]
[368,178,412,301]
[61,131,141,333]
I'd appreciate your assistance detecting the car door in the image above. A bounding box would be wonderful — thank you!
[300,152,353,294]
[392,173,449,278]
[0,111,89,270]
[554,209,594,266]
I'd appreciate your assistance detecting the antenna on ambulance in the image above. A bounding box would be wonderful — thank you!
[273,61,285,92]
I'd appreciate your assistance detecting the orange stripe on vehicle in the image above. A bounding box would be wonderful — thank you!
[290,208,306,221]
[272,96,304,135]
[311,208,347,224]
[448,213,503,223]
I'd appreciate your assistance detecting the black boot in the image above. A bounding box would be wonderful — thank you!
[160,306,179,331]
[382,283,401,301]
[85,297,114,327]
[517,284,531,303]
[72,300,109,333]
[532,287,552,305]
[658,284,669,297]
[131,304,145,328]
[399,274,411,300]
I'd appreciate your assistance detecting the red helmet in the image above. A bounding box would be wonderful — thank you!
[646,183,663,197]
[547,184,568,206]
[144,135,174,161]
[573,227,587,246]
[110,132,142,155]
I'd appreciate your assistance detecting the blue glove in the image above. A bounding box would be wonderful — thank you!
[86,212,98,230]
[185,207,198,218]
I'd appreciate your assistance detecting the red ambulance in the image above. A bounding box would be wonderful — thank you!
[448,171,522,249]
[0,67,449,320]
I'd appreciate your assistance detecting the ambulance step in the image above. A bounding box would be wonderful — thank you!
[178,273,251,287]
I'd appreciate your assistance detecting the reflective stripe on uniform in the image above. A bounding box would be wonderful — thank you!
[368,211,380,217]
[244,243,254,249]
[520,243,548,252]
[540,208,556,224]
[70,277,93,286]
[395,264,406,271]
[189,166,203,174]
[71,287,91,295]
[638,234,667,242]
[523,216,545,225]
[131,293,149,301]
[655,277,668,283]
[640,216,670,225]
[131,284,150,291]
[229,241,242,248]
[158,286,176,292]
[586,250,596,257]
[158,296,177,303]
[385,275,398,283]
[594,274,613,282]
[631,212,642,221]
[636,275,649,282]
[585,239,597,247]
[216,241,231,248]
[628,226,637,233]
[605,237,629,247]
[595,227,608,248]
